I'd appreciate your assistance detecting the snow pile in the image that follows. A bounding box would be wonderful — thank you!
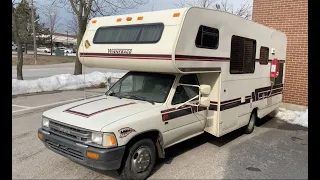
[65,53,76,57]
[12,71,125,95]
[276,107,308,128]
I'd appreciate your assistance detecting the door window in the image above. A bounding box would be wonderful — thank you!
[172,74,199,105]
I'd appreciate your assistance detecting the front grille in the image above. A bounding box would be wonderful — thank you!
[46,140,84,160]
[49,121,91,143]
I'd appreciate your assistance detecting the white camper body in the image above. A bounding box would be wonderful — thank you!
[79,7,286,137]
[39,7,287,179]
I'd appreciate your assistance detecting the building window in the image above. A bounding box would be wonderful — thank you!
[195,25,219,49]
[259,46,269,65]
[230,35,256,74]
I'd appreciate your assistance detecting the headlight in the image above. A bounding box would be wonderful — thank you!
[42,116,50,129]
[91,132,117,148]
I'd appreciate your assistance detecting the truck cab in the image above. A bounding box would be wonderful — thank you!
[38,70,211,179]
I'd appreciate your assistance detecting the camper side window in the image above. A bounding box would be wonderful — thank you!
[172,74,199,105]
[259,46,269,65]
[230,35,256,74]
[195,25,219,49]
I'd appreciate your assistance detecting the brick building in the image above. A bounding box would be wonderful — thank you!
[252,0,308,106]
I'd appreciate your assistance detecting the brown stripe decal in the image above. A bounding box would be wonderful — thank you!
[160,84,283,121]
[80,53,286,63]
[64,102,135,118]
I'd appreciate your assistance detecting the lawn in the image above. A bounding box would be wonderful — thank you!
[12,54,76,65]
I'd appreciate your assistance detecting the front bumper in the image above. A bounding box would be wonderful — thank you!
[38,128,126,171]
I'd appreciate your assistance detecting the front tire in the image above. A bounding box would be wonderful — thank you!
[119,139,156,180]
[244,110,257,134]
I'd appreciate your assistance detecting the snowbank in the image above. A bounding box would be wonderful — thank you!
[276,107,308,128]
[65,53,76,56]
[12,71,125,95]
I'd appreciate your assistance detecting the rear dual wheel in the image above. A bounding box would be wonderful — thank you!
[244,110,257,134]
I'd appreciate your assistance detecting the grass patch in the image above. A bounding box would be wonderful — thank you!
[12,54,76,65]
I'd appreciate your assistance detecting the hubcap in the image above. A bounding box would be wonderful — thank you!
[131,146,151,173]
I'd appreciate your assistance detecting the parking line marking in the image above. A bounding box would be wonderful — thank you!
[12,95,102,113]
[12,104,31,109]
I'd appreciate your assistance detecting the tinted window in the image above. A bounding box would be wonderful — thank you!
[230,35,256,74]
[93,23,164,44]
[195,25,219,49]
[259,46,269,65]
[172,74,199,105]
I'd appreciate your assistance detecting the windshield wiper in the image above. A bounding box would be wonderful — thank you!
[108,92,122,99]
[128,95,155,105]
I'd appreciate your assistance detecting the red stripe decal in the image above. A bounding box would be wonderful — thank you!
[64,102,135,118]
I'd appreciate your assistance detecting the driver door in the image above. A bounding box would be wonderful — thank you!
[163,74,207,146]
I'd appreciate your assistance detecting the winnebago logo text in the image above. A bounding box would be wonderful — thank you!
[108,49,132,54]
[118,127,136,138]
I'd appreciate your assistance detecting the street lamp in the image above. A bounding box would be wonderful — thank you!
[66,31,68,47]
[29,0,37,64]
[50,13,54,55]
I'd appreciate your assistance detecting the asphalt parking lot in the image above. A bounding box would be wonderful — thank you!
[12,90,308,179]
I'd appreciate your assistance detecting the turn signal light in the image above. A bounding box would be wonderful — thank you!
[38,132,43,139]
[173,13,180,17]
[86,152,99,160]
[92,20,97,24]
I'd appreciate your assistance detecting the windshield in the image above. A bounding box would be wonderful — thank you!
[106,72,175,103]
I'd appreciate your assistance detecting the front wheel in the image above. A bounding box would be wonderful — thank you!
[119,139,156,180]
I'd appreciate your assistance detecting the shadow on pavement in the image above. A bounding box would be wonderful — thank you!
[257,115,308,131]
[221,121,308,179]
[75,116,307,179]
[152,127,246,176]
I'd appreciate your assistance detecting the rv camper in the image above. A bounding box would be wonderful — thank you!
[38,7,287,180]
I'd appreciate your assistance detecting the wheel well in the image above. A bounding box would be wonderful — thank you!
[124,130,163,160]
[253,108,258,114]
[126,130,159,148]
[252,108,258,120]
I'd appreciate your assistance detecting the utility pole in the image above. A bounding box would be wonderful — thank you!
[66,31,68,47]
[30,0,37,64]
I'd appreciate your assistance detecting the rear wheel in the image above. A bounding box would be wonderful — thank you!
[119,139,156,180]
[244,110,257,134]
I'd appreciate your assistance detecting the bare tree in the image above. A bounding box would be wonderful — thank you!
[173,0,252,19]
[12,0,24,80]
[173,0,217,8]
[66,13,78,37]
[151,0,155,11]
[234,0,252,19]
[55,0,148,75]
[42,4,60,55]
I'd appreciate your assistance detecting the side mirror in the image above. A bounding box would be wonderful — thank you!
[200,97,210,107]
[200,85,211,95]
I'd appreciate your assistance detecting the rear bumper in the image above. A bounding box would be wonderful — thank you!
[38,128,126,171]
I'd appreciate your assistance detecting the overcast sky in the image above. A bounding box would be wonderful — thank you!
[35,0,253,35]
